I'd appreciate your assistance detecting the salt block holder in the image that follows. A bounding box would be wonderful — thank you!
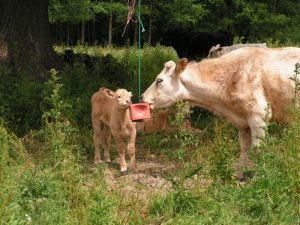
[129,103,151,121]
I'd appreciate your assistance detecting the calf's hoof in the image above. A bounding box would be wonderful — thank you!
[94,159,100,165]
[94,159,106,166]
[104,158,111,164]
[129,163,137,171]
[120,170,128,176]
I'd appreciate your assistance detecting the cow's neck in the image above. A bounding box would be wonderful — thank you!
[180,60,246,127]
[115,108,130,123]
[181,60,231,105]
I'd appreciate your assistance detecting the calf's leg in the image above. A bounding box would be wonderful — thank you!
[127,128,137,170]
[93,120,103,165]
[102,124,111,163]
[115,135,128,174]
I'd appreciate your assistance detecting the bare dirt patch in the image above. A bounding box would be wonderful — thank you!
[104,158,174,195]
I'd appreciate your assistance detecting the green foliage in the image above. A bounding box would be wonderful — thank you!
[0,119,31,225]
[92,0,127,22]
[48,0,300,45]
[0,70,116,224]
[148,117,300,224]
[162,0,208,30]
[49,0,94,23]
[169,101,199,160]
[0,75,43,136]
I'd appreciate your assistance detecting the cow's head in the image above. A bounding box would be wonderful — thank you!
[141,58,188,109]
[115,89,132,109]
[207,44,222,58]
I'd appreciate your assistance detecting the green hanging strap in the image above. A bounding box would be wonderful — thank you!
[137,0,145,99]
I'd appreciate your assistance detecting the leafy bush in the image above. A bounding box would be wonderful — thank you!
[0,75,43,136]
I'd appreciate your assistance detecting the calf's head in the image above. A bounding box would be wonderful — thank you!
[141,58,188,109]
[115,89,132,109]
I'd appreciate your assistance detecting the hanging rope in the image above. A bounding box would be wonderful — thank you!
[122,0,136,37]
[137,0,145,98]
[122,0,145,99]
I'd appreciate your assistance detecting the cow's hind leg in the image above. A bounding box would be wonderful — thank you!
[236,128,252,181]
[102,124,111,163]
[93,120,103,165]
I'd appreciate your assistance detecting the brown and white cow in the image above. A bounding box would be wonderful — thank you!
[136,108,170,132]
[91,87,136,174]
[141,47,300,180]
[208,43,267,58]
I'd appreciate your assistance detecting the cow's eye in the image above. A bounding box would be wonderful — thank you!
[117,96,121,98]
[156,78,163,86]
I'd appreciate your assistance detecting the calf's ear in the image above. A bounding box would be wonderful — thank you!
[106,89,115,97]
[175,58,188,75]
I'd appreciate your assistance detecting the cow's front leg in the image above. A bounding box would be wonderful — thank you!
[114,135,128,174]
[127,127,137,171]
[236,128,252,181]
[248,102,271,146]
[248,114,267,146]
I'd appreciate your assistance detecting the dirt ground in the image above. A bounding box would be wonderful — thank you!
[103,156,174,195]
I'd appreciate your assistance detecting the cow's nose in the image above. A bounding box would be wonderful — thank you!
[126,100,131,104]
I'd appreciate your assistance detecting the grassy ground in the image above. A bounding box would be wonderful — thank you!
[1,45,300,224]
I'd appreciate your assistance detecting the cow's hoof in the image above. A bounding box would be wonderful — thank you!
[120,170,128,176]
[235,171,245,182]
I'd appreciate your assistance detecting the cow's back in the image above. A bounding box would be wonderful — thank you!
[222,47,300,122]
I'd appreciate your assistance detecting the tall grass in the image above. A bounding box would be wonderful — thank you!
[0,71,116,224]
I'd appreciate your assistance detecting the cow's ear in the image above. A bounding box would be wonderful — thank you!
[175,58,188,75]
[129,92,133,97]
[164,61,176,72]
[216,44,221,48]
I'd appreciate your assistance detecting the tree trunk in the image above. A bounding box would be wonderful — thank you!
[133,22,138,45]
[0,0,59,81]
[108,11,113,46]
[67,23,70,46]
[92,19,96,44]
[147,4,153,44]
[81,21,85,44]
[272,0,278,13]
